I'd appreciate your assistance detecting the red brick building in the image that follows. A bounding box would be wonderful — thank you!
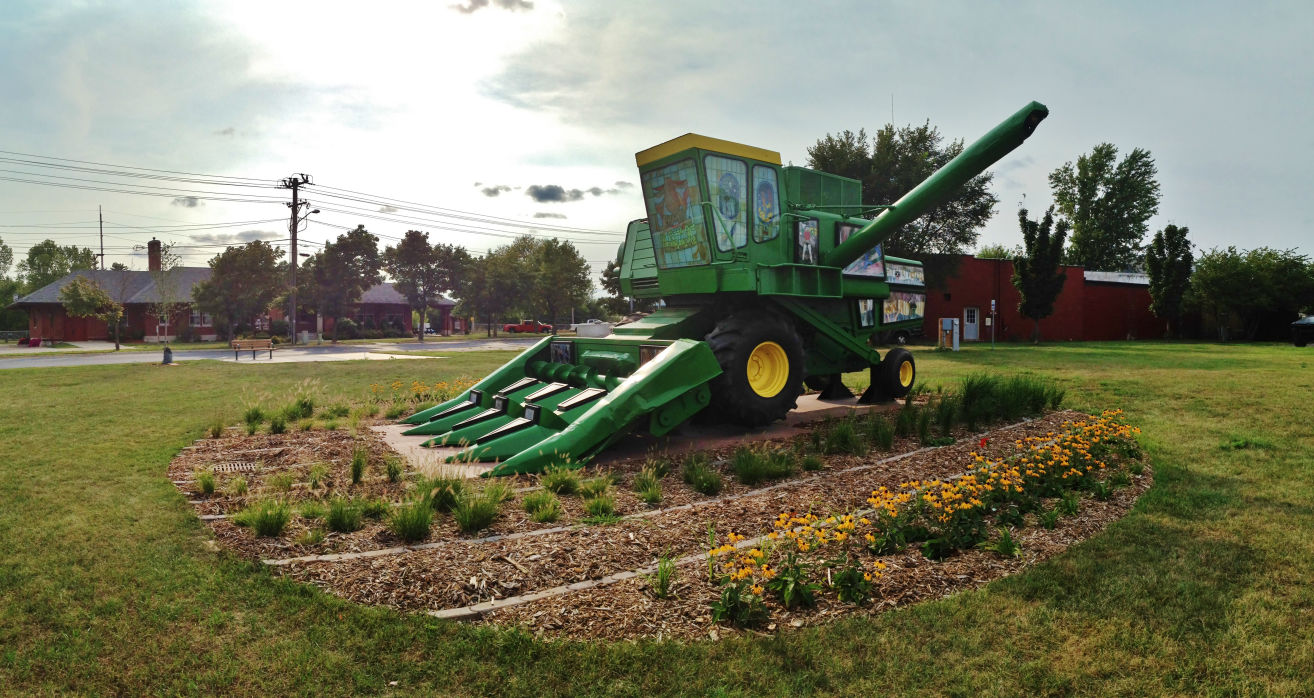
[921,255,1161,342]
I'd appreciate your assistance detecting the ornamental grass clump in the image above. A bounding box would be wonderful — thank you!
[243,405,265,427]
[633,467,663,505]
[731,444,795,485]
[269,415,286,435]
[266,472,294,493]
[682,453,722,495]
[325,497,363,533]
[800,453,825,472]
[452,491,500,534]
[299,501,326,520]
[579,476,611,499]
[644,554,677,599]
[195,470,216,496]
[207,415,225,439]
[296,528,326,546]
[820,418,865,456]
[522,490,561,523]
[418,473,465,513]
[480,481,515,505]
[866,416,895,451]
[350,448,368,485]
[384,457,404,483]
[388,499,433,543]
[226,476,248,497]
[233,499,291,537]
[583,494,615,517]
[358,498,391,519]
[540,466,580,496]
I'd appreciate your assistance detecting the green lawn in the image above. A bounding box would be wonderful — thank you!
[1,342,1311,695]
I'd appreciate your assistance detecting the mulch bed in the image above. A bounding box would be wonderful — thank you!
[172,408,1152,640]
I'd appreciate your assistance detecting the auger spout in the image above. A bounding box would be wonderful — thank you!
[823,101,1048,268]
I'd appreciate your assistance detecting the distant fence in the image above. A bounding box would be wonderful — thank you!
[0,330,29,343]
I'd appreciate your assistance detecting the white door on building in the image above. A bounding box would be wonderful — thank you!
[963,307,980,341]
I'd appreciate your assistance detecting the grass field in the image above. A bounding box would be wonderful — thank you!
[1,342,1311,695]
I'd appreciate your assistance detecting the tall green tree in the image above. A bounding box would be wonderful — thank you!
[1012,207,1069,343]
[0,236,22,330]
[807,122,998,256]
[1190,246,1314,341]
[193,241,285,342]
[383,230,442,342]
[1049,143,1160,271]
[17,239,97,293]
[531,238,591,325]
[59,276,124,350]
[459,247,530,336]
[0,235,12,279]
[1145,224,1193,337]
[304,225,382,342]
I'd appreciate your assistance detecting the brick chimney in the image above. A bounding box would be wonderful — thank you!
[148,238,162,271]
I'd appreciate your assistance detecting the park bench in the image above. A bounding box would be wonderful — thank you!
[231,339,275,360]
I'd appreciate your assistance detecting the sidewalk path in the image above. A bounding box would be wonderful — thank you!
[0,337,537,370]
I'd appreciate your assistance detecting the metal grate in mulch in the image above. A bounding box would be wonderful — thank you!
[212,461,260,473]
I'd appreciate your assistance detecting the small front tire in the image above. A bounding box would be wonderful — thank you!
[878,348,916,399]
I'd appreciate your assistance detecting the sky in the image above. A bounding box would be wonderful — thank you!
[0,0,1310,287]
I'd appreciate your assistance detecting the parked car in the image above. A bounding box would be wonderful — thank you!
[878,327,922,346]
[503,319,552,334]
[1293,315,1314,347]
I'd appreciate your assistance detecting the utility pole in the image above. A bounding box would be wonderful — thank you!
[98,205,104,270]
[280,174,312,345]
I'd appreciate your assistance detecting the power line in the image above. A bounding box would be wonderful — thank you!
[0,149,277,185]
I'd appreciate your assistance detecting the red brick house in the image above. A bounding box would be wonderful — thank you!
[921,255,1161,342]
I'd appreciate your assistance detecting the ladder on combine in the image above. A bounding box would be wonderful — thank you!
[401,337,721,476]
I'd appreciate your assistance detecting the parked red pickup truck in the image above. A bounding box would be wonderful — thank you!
[502,320,552,334]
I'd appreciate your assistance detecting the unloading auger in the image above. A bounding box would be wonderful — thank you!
[402,101,1049,476]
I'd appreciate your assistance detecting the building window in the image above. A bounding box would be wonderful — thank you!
[190,309,212,327]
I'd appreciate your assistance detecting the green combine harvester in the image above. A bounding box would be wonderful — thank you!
[403,101,1049,476]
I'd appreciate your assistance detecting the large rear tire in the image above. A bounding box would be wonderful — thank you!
[879,348,916,399]
[705,310,805,427]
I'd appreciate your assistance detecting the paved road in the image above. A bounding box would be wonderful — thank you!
[0,337,539,370]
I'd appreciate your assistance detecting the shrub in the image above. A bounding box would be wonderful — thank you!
[452,492,499,533]
[323,420,339,431]
[644,554,677,599]
[1127,461,1145,476]
[325,497,363,533]
[916,409,933,444]
[385,457,404,483]
[266,472,294,493]
[195,470,216,495]
[207,416,225,439]
[418,474,465,513]
[867,417,895,450]
[298,419,314,432]
[933,394,959,435]
[290,395,315,420]
[895,402,917,437]
[322,404,350,419]
[731,445,794,485]
[1058,491,1081,516]
[233,500,291,537]
[384,403,408,420]
[540,466,581,496]
[350,448,368,484]
[1039,509,1060,529]
[226,476,248,497]
[388,500,433,543]
[583,495,616,517]
[245,421,258,436]
[579,476,611,499]
[820,418,865,455]
[1092,480,1113,501]
[269,415,286,435]
[681,454,722,495]
[996,506,1025,528]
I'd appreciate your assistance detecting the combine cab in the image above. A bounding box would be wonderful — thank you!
[403,101,1049,476]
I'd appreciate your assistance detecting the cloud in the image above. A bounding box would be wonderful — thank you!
[215,127,235,136]
[171,196,202,208]
[481,184,513,197]
[191,229,279,245]
[614,180,634,188]
[526,183,622,202]
[379,205,398,213]
[533,212,567,219]
[451,0,533,14]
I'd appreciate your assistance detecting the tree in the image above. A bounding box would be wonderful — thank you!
[1145,224,1193,337]
[1012,207,1069,343]
[1190,247,1314,341]
[459,247,530,336]
[975,243,1019,260]
[531,238,591,325]
[807,122,998,256]
[304,225,382,342]
[1049,143,1160,271]
[193,241,285,342]
[382,231,469,342]
[0,235,12,278]
[17,239,97,293]
[146,242,186,343]
[59,276,124,350]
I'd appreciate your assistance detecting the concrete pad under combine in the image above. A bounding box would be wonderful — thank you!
[374,394,901,479]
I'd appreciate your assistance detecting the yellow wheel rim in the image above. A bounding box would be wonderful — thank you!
[898,359,914,387]
[747,341,789,398]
